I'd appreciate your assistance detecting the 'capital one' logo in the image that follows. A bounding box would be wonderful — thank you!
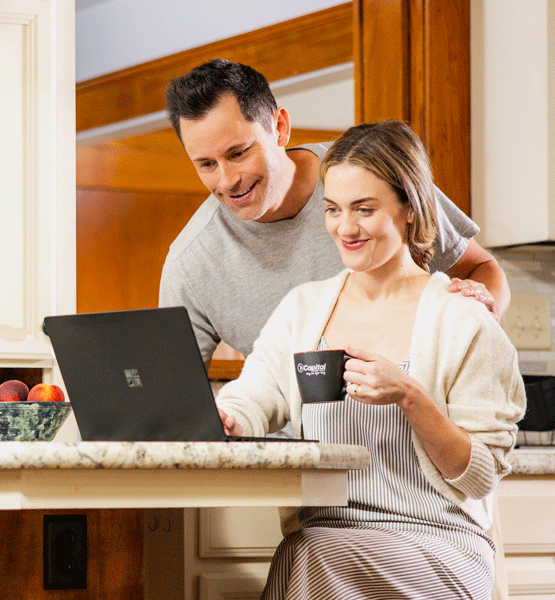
[297,362,326,376]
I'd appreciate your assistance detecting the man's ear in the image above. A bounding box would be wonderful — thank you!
[274,107,291,147]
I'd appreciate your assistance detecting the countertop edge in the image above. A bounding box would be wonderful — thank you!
[1,442,553,475]
[508,447,555,476]
[0,441,370,471]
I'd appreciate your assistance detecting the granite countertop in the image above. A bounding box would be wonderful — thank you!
[0,441,370,471]
[0,440,552,476]
[508,447,555,476]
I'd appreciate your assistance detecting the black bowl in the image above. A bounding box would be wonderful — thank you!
[0,401,72,441]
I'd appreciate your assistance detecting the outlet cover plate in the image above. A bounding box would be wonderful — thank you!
[43,514,87,590]
[502,293,551,350]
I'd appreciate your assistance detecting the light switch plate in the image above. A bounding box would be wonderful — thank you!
[502,293,551,350]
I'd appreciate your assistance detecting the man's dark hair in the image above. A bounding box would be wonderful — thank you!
[165,59,278,145]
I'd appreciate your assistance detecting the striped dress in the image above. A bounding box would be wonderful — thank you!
[261,341,495,600]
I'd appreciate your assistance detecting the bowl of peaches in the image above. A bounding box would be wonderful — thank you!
[0,380,72,441]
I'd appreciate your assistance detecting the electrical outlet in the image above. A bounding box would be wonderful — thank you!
[502,293,551,350]
[43,514,87,590]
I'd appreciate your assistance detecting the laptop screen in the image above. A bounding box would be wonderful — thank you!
[43,307,228,441]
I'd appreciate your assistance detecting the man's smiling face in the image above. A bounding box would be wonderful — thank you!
[180,93,287,222]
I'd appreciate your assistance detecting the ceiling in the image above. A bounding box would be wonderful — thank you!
[75,0,111,11]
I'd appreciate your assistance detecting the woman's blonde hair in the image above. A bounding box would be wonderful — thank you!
[320,120,438,269]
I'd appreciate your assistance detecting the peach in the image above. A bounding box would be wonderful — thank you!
[0,380,30,402]
[28,383,65,402]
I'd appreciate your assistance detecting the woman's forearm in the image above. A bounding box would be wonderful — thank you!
[398,380,472,480]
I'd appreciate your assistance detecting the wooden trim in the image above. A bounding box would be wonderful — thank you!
[354,0,470,215]
[353,0,409,123]
[419,0,470,216]
[407,0,470,216]
[76,3,353,132]
[207,360,244,381]
[408,0,426,136]
[76,129,204,193]
[288,128,345,147]
[353,0,364,123]
[76,128,345,193]
[76,188,207,314]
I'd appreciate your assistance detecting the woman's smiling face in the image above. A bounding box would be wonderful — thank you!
[323,163,412,273]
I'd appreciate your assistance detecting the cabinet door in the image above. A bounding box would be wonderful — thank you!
[0,0,75,379]
[199,572,268,600]
[199,506,283,558]
[497,476,555,599]
[471,0,555,247]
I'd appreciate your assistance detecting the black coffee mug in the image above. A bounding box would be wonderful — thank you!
[294,349,349,403]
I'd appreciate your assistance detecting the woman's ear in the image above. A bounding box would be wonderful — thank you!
[274,107,291,147]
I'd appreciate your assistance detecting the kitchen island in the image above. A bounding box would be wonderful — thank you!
[0,440,370,510]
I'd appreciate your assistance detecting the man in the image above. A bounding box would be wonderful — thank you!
[160,60,511,600]
[160,59,510,368]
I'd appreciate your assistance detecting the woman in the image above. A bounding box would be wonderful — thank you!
[216,121,525,599]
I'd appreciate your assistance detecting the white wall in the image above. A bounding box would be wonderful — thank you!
[76,0,344,82]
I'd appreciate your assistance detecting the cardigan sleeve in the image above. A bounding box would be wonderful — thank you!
[409,274,526,505]
[436,298,526,499]
[214,270,349,439]
[214,290,297,438]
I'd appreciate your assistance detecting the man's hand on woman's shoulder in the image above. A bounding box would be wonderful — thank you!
[447,278,498,321]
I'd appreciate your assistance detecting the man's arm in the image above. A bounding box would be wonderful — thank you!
[159,258,220,366]
[445,238,510,322]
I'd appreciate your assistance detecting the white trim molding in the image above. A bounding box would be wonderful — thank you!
[0,0,75,378]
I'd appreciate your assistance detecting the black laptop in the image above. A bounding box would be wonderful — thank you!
[42,307,305,442]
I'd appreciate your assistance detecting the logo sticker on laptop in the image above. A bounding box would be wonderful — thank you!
[124,369,143,387]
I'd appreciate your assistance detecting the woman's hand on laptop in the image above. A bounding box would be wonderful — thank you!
[218,409,243,436]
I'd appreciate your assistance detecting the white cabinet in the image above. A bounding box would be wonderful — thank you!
[497,475,555,599]
[143,480,555,600]
[471,0,555,247]
[0,0,75,381]
[198,506,283,559]
[144,507,281,600]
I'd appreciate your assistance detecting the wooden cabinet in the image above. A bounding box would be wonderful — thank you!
[471,0,555,247]
[0,509,144,600]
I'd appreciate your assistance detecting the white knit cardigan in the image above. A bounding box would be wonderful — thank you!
[216,270,526,529]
